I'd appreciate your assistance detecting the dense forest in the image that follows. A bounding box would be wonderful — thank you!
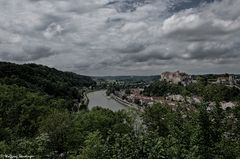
[1,62,240,158]
[1,85,240,158]
[0,62,95,99]
[0,62,96,111]
[143,80,240,102]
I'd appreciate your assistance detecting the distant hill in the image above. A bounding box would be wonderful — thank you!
[192,74,240,81]
[93,75,160,82]
[0,62,96,99]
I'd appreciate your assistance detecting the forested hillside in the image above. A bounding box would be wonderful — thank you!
[0,62,95,99]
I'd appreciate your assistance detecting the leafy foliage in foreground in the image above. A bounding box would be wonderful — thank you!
[1,83,240,159]
[0,84,68,139]
[0,83,134,158]
[69,103,240,159]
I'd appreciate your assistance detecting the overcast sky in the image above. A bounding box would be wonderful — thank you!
[0,0,239,76]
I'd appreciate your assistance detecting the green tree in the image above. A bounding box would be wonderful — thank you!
[79,131,105,159]
[0,141,10,154]
[39,110,74,155]
[142,104,170,136]
[191,104,214,159]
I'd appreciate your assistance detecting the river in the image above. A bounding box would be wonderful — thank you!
[87,90,127,111]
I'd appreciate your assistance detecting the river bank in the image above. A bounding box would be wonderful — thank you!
[110,94,138,109]
[87,90,127,111]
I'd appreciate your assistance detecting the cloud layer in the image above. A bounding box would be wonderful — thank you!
[0,0,239,75]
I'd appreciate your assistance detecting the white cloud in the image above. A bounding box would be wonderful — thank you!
[43,23,64,39]
[0,0,240,75]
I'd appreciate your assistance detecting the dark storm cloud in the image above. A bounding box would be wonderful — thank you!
[28,0,42,1]
[23,46,57,61]
[114,43,146,53]
[106,0,151,13]
[73,63,92,70]
[163,15,240,42]
[125,50,175,63]
[184,42,240,60]
[0,0,240,75]
[168,0,215,12]
[0,46,56,62]
[35,14,66,32]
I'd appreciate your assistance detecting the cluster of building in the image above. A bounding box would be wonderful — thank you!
[215,74,237,86]
[114,89,237,111]
[111,71,239,109]
[114,88,162,107]
[114,88,204,108]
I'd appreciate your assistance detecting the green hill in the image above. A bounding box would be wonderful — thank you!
[0,62,96,99]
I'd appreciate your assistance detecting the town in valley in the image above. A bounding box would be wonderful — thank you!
[92,71,240,111]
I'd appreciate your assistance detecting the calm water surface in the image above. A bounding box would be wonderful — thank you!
[87,90,127,111]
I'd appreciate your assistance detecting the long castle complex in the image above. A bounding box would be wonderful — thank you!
[160,71,193,86]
